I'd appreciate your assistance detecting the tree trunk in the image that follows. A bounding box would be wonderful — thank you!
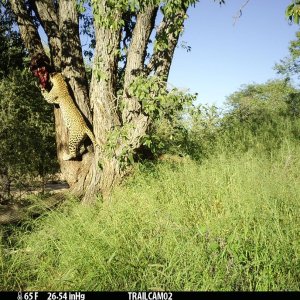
[79,2,122,203]
[54,0,94,189]
[10,0,44,56]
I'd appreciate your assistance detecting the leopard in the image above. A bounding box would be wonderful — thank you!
[41,72,97,161]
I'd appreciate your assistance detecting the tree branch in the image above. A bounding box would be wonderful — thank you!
[9,0,44,56]
[146,4,188,80]
[123,6,158,89]
[122,5,158,123]
[28,0,62,68]
[58,0,91,123]
[89,26,121,132]
[232,0,251,25]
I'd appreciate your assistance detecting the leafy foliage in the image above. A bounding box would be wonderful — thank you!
[0,3,58,202]
[126,75,196,157]
[150,80,300,161]
[217,81,299,153]
[0,69,58,201]
[0,3,26,78]
[286,0,300,24]
[275,30,300,84]
[184,104,221,160]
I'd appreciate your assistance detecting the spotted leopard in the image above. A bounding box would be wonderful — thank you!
[41,72,97,160]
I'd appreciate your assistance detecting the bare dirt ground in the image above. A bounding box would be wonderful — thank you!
[0,181,69,224]
[4,181,70,201]
[43,182,69,193]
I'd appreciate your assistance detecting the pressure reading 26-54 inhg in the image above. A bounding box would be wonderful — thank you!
[17,292,85,300]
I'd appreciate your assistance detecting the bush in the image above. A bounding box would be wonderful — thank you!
[0,69,58,201]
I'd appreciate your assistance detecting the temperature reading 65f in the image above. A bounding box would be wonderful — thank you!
[19,292,39,300]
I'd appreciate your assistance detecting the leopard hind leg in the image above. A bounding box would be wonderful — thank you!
[63,130,85,161]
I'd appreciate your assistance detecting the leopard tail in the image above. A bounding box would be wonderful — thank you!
[86,128,99,147]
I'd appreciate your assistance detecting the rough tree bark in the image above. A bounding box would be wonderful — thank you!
[8,0,192,203]
[79,1,122,202]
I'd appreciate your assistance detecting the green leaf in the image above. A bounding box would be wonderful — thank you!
[286,4,295,17]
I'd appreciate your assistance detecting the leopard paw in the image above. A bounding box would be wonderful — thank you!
[62,153,73,161]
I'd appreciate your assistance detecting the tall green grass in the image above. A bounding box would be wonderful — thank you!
[1,143,300,291]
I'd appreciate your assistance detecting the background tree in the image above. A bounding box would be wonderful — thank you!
[0,70,58,202]
[3,0,225,202]
[219,80,300,153]
[0,5,58,202]
[0,3,24,78]
[275,30,300,85]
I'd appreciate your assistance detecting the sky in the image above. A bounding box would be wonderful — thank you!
[167,0,299,107]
